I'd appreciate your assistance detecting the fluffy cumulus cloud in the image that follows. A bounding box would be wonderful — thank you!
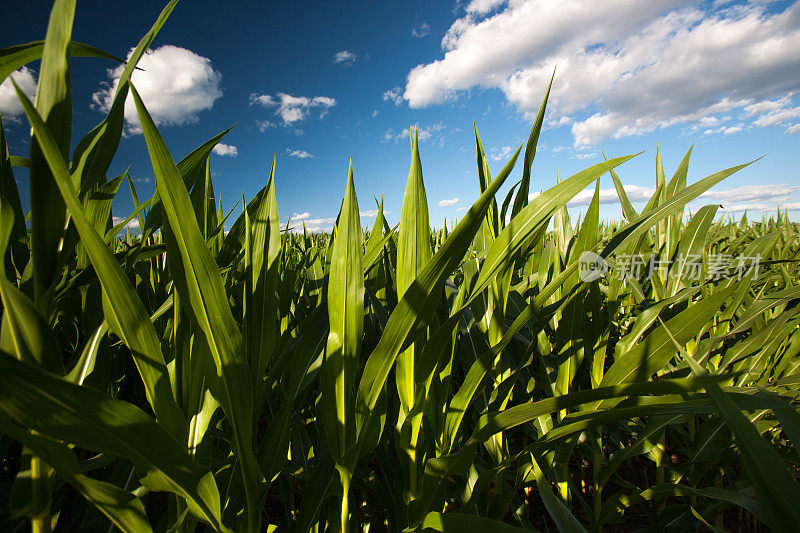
[251,92,336,126]
[403,1,800,146]
[212,143,238,156]
[92,45,222,134]
[286,148,315,159]
[0,67,38,122]
[438,197,460,207]
[334,50,357,65]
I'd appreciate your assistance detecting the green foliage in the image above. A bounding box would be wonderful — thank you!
[1,2,799,532]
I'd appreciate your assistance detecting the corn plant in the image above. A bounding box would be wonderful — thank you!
[1,1,799,532]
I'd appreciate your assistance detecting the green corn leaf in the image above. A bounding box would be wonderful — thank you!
[0,354,224,531]
[511,69,553,219]
[353,144,522,464]
[105,197,151,240]
[666,204,719,296]
[602,148,638,222]
[130,85,263,531]
[323,161,364,462]
[0,41,125,84]
[595,287,735,405]
[77,173,125,268]
[474,127,498,246]
[419,511,532,533]
[0,118,28,276]
[9,155,30,168]
[600,160,757,258]
[530,454,588,533]
[555,180,600,396]
[396,129,432,427]
[12,78,186,442]
[364,196,387,259]
[469,375,727,443]
[141,125,235,242]
[27,0,75,306]
[469,154,638,305]
[665,320,800,531]
[245,157,281,383]
[0,411,153,533]
[70,0,179,197]
[0,275,64,373]
[598,483,763,527]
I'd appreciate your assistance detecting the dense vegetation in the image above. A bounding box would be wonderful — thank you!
[2,1,800,531]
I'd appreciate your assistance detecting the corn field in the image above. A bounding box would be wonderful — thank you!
[1,1,800,532]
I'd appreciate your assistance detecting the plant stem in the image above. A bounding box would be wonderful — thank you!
[593,439,602,525]
[31,456,50,533]
[338,466,352,533]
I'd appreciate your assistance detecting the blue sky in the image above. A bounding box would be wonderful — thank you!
[2,0,799,231]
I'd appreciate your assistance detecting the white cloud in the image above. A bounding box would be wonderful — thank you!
[403,1,800,146]
[334,50,357,65]
[212,143,238,156]
[564,183,800,209]
[250,92,336,126]
[786,123,800,134]
[553,182,800,215]
[565,184,656,206]
[288,212,335,232]
[295,216,337,232]
[92,45,222,134]
[717,202,800,212]
[466,0,507,14]
[383,122,446,143]
[112,216,141,232]
[360,209,389,218]
[286,148,315,159]
[744,97,791,117]
[751,103,800,127]
[490,145,513,161]
[412,22,431,38]
[702,123,744,135]
[256,119,276,131]
[383,86,403,106]
[0,67,37,122]
[438,197,460,207]
[699,184,800,203]
[289,210,385,232]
